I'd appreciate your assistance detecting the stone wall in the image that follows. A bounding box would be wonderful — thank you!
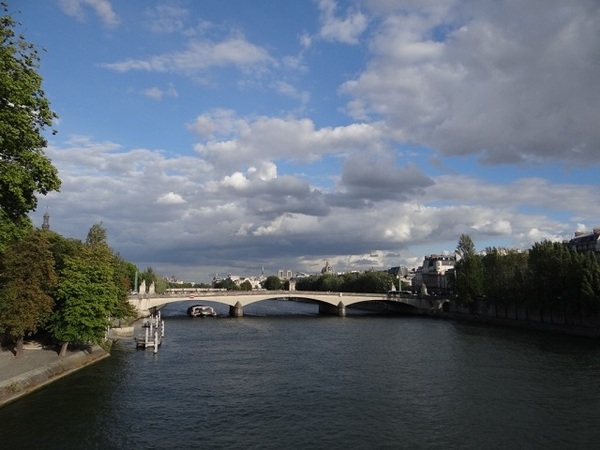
[446,299,600,337]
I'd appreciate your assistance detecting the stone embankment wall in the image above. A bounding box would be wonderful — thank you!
[444,300,600,338]
[0,345,109,407]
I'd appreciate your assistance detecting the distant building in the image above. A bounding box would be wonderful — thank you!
[568,228,600,258]
[412,255,456,295]
[42,210,50,230]
[222,274,265,290]
[278,269,293,280]
[166,275,185,285]
[321,261,334,275]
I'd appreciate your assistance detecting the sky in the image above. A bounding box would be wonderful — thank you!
[13,0,600,283]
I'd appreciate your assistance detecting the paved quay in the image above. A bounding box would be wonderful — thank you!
[0,344,109,407]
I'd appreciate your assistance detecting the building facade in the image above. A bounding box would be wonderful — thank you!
[568,228,600,258]
[412,254,456,295]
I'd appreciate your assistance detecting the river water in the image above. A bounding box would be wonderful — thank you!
[2,300,600,449]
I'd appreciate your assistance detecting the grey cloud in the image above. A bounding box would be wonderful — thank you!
[341,157,435,201]
[345,0,600,166]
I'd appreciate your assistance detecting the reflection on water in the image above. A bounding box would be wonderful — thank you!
[2,300,600,449]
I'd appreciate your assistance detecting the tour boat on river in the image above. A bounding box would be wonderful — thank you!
[187,304,217,317]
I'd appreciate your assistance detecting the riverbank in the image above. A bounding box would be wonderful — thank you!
[0,344,109,407]
[443,299,600,338]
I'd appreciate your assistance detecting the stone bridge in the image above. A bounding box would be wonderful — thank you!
[129,290,449,317]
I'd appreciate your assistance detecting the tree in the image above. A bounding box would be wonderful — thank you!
[353,271,394,293]
[262,276,283,290]
[528,241,600,322]
[49,244,117,355]
[113,255,137,295]
[482,248,528,317]
[456,234,476,259]
[240,280,253,291]
[48,227,139,355]
[213,278,240,291]
[454,234,483,304]
[140,267,157,287]
[87,222,136,314]
[0,228,57,357]
[527,240,569,320]
[111,255,137,317]
[0,5,61,249]
[579,252,600,316]
[85,222,107,246]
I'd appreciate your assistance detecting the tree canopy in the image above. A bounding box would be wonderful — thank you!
[454,234,484,303]
[49,243,120,348]
[0,228,57,356]
[295,270,395,294]
[262,276,283,290]
[0,4,60,248]
[85,222,107,246]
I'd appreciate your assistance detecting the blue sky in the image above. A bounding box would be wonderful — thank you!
[14,0,600,282]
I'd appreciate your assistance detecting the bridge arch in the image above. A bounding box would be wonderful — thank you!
[129,291,442,317]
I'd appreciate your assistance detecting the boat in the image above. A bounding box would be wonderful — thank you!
[187,304,217,317]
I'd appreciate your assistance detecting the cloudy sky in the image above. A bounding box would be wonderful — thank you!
[17,0,600,282]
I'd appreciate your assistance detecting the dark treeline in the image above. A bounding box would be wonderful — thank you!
[0,225,137,357]
[295,270,396,294]
[454,235,600,320]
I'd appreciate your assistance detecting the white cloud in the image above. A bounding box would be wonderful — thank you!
[59,0,120,27]
[102,36,274,74]
[35,133,598,281]
[187,109,247,139]
[275,81,310,105]
[141,84,178,101]
[317,0,368,44]
[145,5,190,34]
[156,192,187,205]
[191,111,385,170]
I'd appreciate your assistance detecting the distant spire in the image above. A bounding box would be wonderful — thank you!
[42,208,50,230]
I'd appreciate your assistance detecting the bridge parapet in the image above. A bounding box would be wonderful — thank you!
[128,290,448,318]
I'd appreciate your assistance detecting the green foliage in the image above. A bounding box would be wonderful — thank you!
[527,240,600,316]
[140,267,156,286]
[240,280,253,291]
[111,255,137,316]
[454,235,484,303]
[136,266,168,294]
[0,229,57,339]
[482,248,528,307]
[154,277,169,294]
[262,276,283,290]
[213,278,240,291]
[45,225,136,345]
[0,211,31,252]
[0,5,60,248]
[49,239,135,345]
[113,256,137,293]
[85,222,107,246]
[295,270,394,293]
[474,239,600,319]
[317,273,343,291]
[456,234,476,259]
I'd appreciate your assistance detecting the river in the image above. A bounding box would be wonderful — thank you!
[1,300,600,449]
